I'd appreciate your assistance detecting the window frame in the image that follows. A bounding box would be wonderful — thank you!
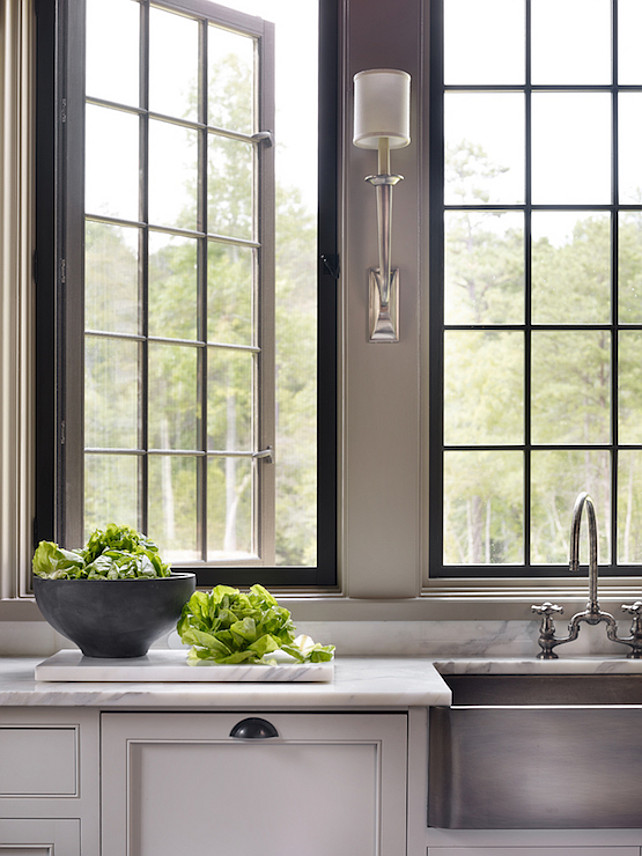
[429,0,642,580]
[34,0,338,588]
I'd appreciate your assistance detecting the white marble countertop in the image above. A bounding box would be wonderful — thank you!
[1,654,642,709]
[0,655,451,709]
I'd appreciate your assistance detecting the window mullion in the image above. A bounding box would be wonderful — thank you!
[611,0,619,566]
[524,0,532,569]
[197,17,208,562]
[139,0,150,536]
[252,20,275,566]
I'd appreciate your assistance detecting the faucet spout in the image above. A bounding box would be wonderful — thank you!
[569,491,600,615]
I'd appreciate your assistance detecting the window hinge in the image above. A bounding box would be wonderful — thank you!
[32,250,38,286]
[59,258,66,284]
[320,253,340,280]
[253,446,273,464]
[60,97,67,124]
[60,421,66,445]
[252,130,274,146]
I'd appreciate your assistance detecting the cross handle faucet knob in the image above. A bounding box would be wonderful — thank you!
[622,601,642,617]
[532,602,564,617]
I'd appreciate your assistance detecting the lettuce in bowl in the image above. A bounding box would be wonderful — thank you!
[33,523,170,580]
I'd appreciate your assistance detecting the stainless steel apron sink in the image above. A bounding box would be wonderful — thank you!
[428,673,642,829]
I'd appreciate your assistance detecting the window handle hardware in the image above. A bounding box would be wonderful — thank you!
[252,446,273,463]
[252,130,274,146]
[230,717,279,739]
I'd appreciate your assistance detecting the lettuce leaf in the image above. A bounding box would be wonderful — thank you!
[177,584,335,665]
[32,524,170,580]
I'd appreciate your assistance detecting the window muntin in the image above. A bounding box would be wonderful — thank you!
[431,0,642,577]
[40,0,337,586]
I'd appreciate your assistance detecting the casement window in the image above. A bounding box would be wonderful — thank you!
[35,0,337,586]
[430,0,642,579]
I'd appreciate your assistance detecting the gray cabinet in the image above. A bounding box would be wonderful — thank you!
[427,848,641,856]
[0,819,81,854]
[0,709,99,855]
[101,711,408,856]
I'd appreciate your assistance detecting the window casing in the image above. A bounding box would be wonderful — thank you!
[430,0,642,580]
[35,0,338,587]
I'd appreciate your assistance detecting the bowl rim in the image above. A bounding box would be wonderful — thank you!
[33,571,196,583]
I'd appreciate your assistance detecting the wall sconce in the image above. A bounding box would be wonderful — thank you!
[353,68,411,343]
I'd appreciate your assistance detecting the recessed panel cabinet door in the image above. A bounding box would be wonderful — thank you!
[0,818,80,854]
[427,849,640,855]
[101,712,407,856]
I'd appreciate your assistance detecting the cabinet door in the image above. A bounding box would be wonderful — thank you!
[0,818,80,855]
[102,712,407,856]
[0,708,99,856]
[428,849,640,855]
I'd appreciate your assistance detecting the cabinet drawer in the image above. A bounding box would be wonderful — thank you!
[428,849,640,855]
[0,727,77,796]
[102,712,407,856]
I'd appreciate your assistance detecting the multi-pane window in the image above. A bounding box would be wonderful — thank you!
[40,0,337,585]
[430,0,642,577]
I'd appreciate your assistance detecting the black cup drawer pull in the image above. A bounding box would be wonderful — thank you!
[229,717,279,739]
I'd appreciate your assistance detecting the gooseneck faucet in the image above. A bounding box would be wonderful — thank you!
[532,491,642,659]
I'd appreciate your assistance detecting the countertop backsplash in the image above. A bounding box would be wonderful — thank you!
[0,616,629,659]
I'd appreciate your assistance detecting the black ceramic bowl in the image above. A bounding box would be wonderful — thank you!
[33,573,196,658]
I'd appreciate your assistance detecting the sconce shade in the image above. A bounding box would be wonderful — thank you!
[353,68,411,150]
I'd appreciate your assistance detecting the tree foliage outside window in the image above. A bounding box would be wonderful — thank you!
[432,0,642,576]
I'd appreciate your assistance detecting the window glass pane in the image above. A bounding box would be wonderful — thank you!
[531,93,611,204]
[207,349,253,451]
[531,450,610,564]
[84,454,140,542]
[531,330,611,444]
[208,243,254,346]
[211,1,321,569]
[531,212,610,324]
[618,332,642,444]
[531,0,611,84]
[209,25,255,134]
[443,451,524,565]
[149,6,198,122]
[618,93,642,204]
[86,0,140,106]
[443,0,524,85]
[207,457,254,560]
[149,233,198,341]
[148,343,198,450]
[85,104,139,221]
[85,337,140,449]
[618,0,642,84]
[208,135,254,239]
[618,451,642,563]
[85,221,139,335]
[148,119,199,231]
[148,455,199,562]
[445,93,524,205]
[445,211,524,325]
[444,331,524,445]
[618,211,642,324]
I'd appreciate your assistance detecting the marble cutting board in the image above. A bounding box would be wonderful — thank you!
[34,649,334,682]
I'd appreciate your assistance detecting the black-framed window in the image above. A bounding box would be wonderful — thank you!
[35,0,337,587]
[430,0,642,578]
